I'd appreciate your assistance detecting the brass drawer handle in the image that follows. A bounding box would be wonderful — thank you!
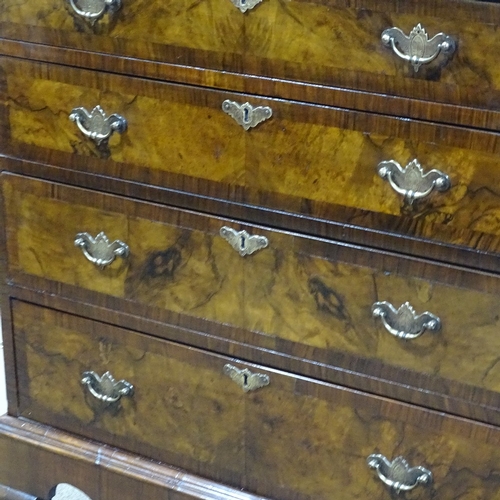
[68,0,122,25]
[81,371,134,404]
[372,301,441,340]
[75,231,130,269]
[377,159,450,205]
[69,105,127,146]
[223,364,270,392]
[220,226,269,256]
[381,23,456,72]
[367,454,432,494]
[229,0,263,13]
[222,100,272,130]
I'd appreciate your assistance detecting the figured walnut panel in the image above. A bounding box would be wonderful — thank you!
[0,0,244,71]
[1,0,500,110]
[12,300,500,500]
[2,173,246,329]
[13,301,247,484]
[3,57,500,255]
[5,173,500,408]
[243,1,500,110]
[0,57,245,187]
[243,230,500,399]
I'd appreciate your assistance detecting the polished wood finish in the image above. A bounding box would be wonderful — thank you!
[1,38,499,133]
[8,273,500,429]
[2,0,500,496]
[2,172,246,328]
[12,300,500,500]
[3,153,500,277]
[1,0,500,112]
[3,57,500,261]
[14,300,249,487]
[0,56,246,186]
[0,0,245,73]
[6,172,500,421]
[0,415,269,500]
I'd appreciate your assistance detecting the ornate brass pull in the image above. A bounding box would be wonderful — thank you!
[75,231,129,269]
[223,364,270,392]
[220,226,269,256]
[367,454,432,494]
[68,0,122,25]
[372,301,441,340]
[229,0,263,12]
[377,159,450,205]
[50,483,93,500]
[381,23,456,72]
[81,371,134,403]
[222,100,272,130]
[69,105,127,146]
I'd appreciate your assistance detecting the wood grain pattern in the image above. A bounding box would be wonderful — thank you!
[1,0,500,111]
[243,0,500,111]
[2,153,500,277]
[0,0,244,70]
[13,300,500,500]
[0,57,246,187]
[14,301,247,486]
[3,174,246,330]
[3,58,500,257]
[8,282,500,429]
[1,38,499,133]
[0,415,270,500]
[6,173,500,409]
[3,0,500,496]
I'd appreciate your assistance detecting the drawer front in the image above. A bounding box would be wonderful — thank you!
[1,1,500,111]
[244,0,500,111]
[13,301,247,486]
[2,173,247,330]
[13,300,500,500]
[0,0,244,73]
[5,172,500,415]
[0,57,247,188]
[3,58,500,260]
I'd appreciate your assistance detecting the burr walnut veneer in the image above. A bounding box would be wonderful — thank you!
[4,55,500,272]
[1,1,500,499]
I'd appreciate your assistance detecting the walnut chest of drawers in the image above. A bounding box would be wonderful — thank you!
[1,1,500,499]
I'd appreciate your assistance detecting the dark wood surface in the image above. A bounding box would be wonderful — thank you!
[12,299,500,500]
[1,0,500,113]
[2,57,500,265]
[0,415,270,500]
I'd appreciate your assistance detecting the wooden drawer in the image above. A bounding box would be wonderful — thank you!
[5,172,500,420]
[1,1,500,112]
[3,58,500,263]
[13,300,500,500]
[0,0,245,74]
[3,173,248,329]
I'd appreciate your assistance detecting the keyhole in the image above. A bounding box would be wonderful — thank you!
[243,373,249,387]
[240,235,246,250]
[243,107,250,123]
[241,0,247,5]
